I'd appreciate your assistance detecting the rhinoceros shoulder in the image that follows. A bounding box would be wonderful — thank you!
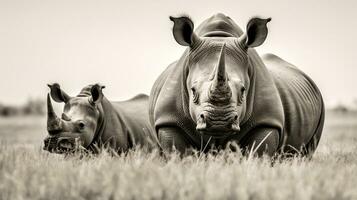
[261,53,297,69]
[128,93,149,101]
[112,94,148,105]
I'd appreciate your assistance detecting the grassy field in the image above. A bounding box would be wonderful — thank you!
[0,111,356,200]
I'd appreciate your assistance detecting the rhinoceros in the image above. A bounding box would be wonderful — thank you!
[149,13,324,156]
[44,83,159,154]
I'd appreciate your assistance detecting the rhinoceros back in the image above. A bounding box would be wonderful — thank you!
[112,94,158,149]
[262,54,324,152]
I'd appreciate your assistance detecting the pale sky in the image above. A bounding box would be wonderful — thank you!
[0,0,356,107]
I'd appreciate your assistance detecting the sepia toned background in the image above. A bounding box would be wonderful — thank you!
[0,0,356,109]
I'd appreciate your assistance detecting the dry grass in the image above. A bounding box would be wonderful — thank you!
[0,112,356,200]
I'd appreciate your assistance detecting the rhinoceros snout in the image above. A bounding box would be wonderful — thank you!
[43,136,79,154]
[43,136,59,152]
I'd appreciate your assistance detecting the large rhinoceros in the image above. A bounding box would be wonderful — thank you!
[149,13,324,156]
[44,83,159,154]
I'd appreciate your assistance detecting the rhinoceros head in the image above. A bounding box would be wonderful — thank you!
[170,15,270,137]
[43,83,105,154]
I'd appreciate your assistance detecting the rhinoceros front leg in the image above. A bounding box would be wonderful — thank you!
[158,127,192,154]
[239,127,279,157]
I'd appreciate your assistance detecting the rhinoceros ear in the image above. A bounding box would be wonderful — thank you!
[47,83,70,103]
[170,16,200,47]
[239,17,271,48]
[89,84,105,105]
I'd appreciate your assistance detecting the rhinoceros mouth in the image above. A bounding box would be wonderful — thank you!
[198,129,236,138]
[197,122,239,137]
[43,136,80,154]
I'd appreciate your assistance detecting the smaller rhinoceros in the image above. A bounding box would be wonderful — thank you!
[43,83,159,154]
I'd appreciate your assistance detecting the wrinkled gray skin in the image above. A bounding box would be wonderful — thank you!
[149,13,324,156]
[44,83,158,154]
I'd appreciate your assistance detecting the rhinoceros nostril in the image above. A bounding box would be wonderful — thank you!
[234,115,238,120]
[196,113,208,131]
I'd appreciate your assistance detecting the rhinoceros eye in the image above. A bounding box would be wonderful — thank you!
[241,86,246,94]
[238,85,246,105]
[191,87,199,104]
[77,121,86,131]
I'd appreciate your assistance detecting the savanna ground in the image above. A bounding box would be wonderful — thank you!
[0,111,356,200]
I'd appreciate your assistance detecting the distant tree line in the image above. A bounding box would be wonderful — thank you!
[0,98,45,117]
[329,99,357,113]
[331,104,349,113]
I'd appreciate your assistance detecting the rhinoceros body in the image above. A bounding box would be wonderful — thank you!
[149,13,324,156]
[44,84,158,153]
[94,93,159,152]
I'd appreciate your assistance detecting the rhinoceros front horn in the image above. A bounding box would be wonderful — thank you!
[47,94,62,134]
[209,44,232,103]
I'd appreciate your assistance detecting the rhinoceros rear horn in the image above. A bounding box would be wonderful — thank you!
[47,83,70,103]
[170,16,200,47]
[238,17,271,49]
